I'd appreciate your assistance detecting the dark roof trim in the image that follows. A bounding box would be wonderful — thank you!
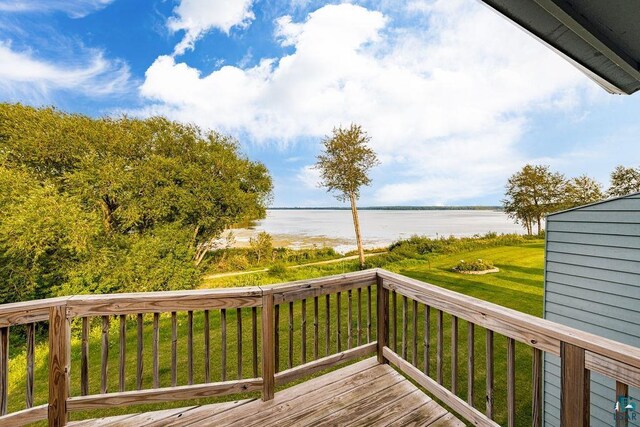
[479,0,640,95]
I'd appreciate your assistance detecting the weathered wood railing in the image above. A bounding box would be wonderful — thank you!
[1,268,640,426]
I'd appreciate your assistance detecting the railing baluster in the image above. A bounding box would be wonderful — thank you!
[392,291,398,352]
[171,312,177,387]
[367,285,372,343]
[288,302,293,369]
[301,299,307,364]
[119,314,126,392]
[452,315,458,394]
[252,306,258,378]
[274,305,279,373]
[336,292,342,352]
[467,322,475,406]
[437,309,443,385]
[101,316,109,394]
[412,299,418,366]
[262,294,275,401]
[377,275,389,364]
[26,322,35,407]
[314,296,319,359]
[507,337,515,427]
[204,310,210,383]
[347,289,352,349]
[153,313,160,388]
[357,287,362,347]
[0,326,8,415]
[221,308,227,380]
[560,342,590,427]
[532,347,542,427]
[238,308,243,379]
[616,381,629,427]
[137,313,143,390]
[48,305,69,426]
[486,329,494,419]
[188,310,193,385]
[325,295,330,356]
[424,305,430,376]
[81,318,89,396]
[402,295,408,359]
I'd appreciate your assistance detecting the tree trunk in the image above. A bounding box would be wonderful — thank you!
[349,193,365,269]
[536,215,542,234]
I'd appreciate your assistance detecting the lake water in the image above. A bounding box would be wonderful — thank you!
[233,209,523,253]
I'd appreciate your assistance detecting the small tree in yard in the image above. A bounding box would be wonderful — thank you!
[315,124,379,268]
[249,231,273,264]
[607,165,640,197]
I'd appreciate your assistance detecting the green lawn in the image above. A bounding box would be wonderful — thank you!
[6,240,544,425]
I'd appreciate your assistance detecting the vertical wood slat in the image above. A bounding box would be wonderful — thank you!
[0,326,8,416]
[119,315,126,392]
[392,291,398,352]
[507,337,515,427]
[402,296,408,359]
[237,308,243,379]
[204,310,210,383]
[424,305,430,376]
[188,311,193,385]
[347,289,352,349]
[367,286,372,344]
[377,276,389,364]
[26,323,35,407]
[287,302,293,370]
[437,310,443,385]
[616,381,629,427]
[101,316,109,394]
[357,287,362,347]
[313,296,319,360]
[153,313,160,388]
[532,347,542,427]
[301,299,307,364]
[451,315,458,394]
[221,308,227,381]
[137,314,143,390]
[274,305,279,373]
[48,306,69,427]
[252,307,258,378]
[412,299,418,366]
[81,318,89,396]
[171,312,177,387]
[467,322,475,406]
[325,295,330,356]
[486,329,494,419]
[261,294,275,401]
[560,342,590,427]
[336,292,342,352]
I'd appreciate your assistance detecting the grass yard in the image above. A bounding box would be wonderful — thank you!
[6,239,544,425]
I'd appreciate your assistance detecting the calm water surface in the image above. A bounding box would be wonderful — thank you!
[243,209,522,253]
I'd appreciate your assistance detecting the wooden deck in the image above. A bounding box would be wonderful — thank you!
[68,358,463,427]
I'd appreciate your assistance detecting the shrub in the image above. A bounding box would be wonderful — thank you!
[268,262,287,277]
[452,259,495,272]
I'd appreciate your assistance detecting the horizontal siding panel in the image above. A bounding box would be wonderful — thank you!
[546,271,639,299]
[548,231,640,250]
[551,210,640,223]
[546,221,640,236]
[544,409,560,427]
[579,198,640,211]
[546,290,640,323]
[547,241,640,262]
[545,311,640,346]
[547,251,640,275]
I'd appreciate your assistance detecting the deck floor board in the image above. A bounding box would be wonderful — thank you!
[69,358,462,427]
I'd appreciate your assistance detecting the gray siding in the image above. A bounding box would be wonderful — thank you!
[543,194,640,427]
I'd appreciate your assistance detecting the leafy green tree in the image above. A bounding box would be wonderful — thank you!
[315,124,379,267]
[607,165,640,197]
[562,175,603,208]
[503,164,565,235]
[249,231,273,264]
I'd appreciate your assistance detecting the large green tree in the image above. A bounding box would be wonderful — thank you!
[607,165,640,197]
[315,124,379,267]
[562,175,603,208]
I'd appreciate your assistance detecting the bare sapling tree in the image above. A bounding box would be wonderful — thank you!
[314,124,379,268]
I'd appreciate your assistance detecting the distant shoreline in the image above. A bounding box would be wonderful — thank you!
[268,206,502,211]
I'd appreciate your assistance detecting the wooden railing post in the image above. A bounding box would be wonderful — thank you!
[261,293,275,401]
[48,304,70,427]
[560,342,590,427]
[376,273,388,364]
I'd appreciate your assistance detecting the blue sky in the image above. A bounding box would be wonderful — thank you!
[1,0,639,207]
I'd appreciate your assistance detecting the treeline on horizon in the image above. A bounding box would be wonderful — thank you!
[0,103,272,304]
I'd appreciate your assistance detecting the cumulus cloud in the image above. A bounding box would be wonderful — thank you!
[168,0,255,55]
[0,0,114,18]
[0,41,130,101]
[139,0,591,204]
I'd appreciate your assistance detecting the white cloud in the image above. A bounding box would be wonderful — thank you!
[0,0,114,18]
[296,165,321,189]
[139,1,592,204]
[0,41,130,101]
[168,0,255,55]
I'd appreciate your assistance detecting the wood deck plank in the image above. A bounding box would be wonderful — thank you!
[384,400,449,427]
[358,390,434,427]
[161,399,255,427]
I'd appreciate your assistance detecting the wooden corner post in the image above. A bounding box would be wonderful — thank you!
[48,304,70,427]
[261,293,275,401]
[560,342,590,427]
[376,274,389,364]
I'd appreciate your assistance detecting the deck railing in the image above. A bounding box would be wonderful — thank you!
[0,269,639,426]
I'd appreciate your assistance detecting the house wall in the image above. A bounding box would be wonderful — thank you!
[543,194,640,426]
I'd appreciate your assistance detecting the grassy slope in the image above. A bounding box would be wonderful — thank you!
[7,240,544,425]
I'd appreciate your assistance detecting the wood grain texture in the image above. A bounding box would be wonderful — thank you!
[0,297,70,328]
[153,313,159,388]
[424,304,430,376]
[437,309,443,385]
[301,299,307,364]
[313,296,319,360]
[188,311,193,385]
[392,291,397,353]
[26,323,35,407]
[560,342,589,427]
[204,310,210,383]
[287,302,293,369]
[120,315,127,392]
[171,312,177,387]
[486,329,494,419]
[367,285,372,343]
[325,294,330,357]
[0,404,48,427]
[336,292,342,352]
[137,314,143,390]
[48,305,69,427]
[101,316,109,394]
[81,318,89,396]
[348,289,353,349]
[377,275,389,365]
[237,308,243,379]
[402,295,408,359]
[616,381,629,427]
[357,287,362,347]
[252,307,258,378]
[451,315,458,394]
[273,305,279,374]
[221,308,227,381]
[412,299,418,366]
[261,294,275,401]
[467,322,475,406]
